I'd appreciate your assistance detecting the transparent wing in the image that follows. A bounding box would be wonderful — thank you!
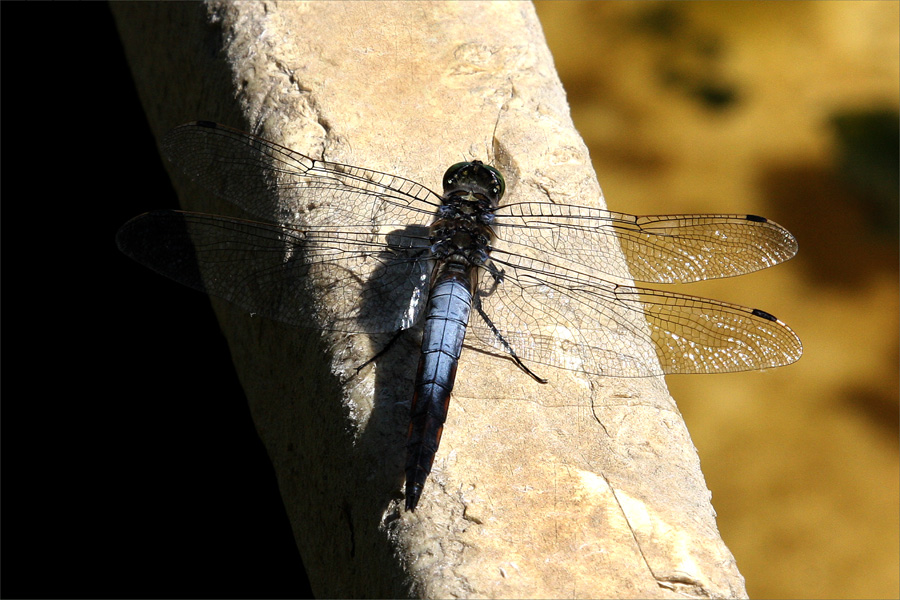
[495,202,797,284]
[147,121,445,333]
[162,121,443,228]
[116,210,433,333]
[467,251,803,377]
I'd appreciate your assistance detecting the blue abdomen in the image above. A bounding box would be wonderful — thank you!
[404,271,472,510]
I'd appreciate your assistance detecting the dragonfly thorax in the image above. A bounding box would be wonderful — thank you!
[432,161,503,272]
[429,217,493,268]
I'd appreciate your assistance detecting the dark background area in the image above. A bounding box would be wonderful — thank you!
[2,3,312,597]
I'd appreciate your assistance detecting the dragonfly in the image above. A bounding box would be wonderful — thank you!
[117,121,803,511]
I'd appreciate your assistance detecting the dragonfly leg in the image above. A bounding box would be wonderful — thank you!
[473,296,548,384]
[353,329,408,377]
[483,258,505,286]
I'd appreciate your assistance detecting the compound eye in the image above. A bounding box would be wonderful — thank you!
[483,164,506,199]
[443,162,471,186]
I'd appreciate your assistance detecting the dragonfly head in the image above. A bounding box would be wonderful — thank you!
[442,161,506,204]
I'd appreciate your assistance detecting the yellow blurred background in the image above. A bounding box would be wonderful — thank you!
[533,2,899,598]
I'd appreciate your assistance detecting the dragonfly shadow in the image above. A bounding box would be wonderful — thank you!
[343,223,433,511]
[353,224,433,335]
